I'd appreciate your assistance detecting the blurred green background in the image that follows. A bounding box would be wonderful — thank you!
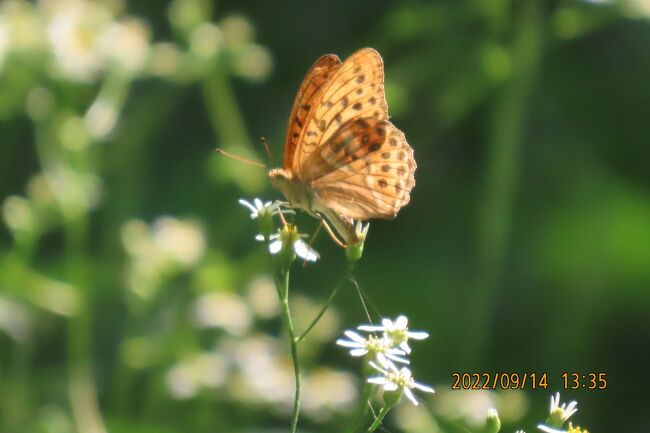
[1,0,649,432]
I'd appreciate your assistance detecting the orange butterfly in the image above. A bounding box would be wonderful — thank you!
[269,48,416,246]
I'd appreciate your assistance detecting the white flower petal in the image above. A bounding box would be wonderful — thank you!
[403,387,418,406]
[368,361,388,375]
[336,339,362,348]
[383,382,399,391]
[269,240,282,254]
[350,348,368,357]
[413,382,435,393]
[550,393,559,411]
[537,425,564,433]
[255,234,264,241]
[399,341,411,354]
[381,318,393,328]
[407,331,429,340]
[385,352,410,364]
[565,401,578,418]
[344,330,365,343]
[382,359,400,373]
[293,239,319,262]
[357,324,385,331]
[395,315,408,329]
[367,377,389,385]
[253,198,263,210]
[239,199,257,214]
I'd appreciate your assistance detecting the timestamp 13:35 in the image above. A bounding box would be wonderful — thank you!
[450,372,608,390]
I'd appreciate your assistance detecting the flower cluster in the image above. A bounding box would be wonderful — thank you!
[337,315,433,406]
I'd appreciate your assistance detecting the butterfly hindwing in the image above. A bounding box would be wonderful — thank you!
[311,118,416,220]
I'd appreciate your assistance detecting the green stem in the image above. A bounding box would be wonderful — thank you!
[366,405,391,433]
[276,269,301,433]
[297,283,340,342]
[64,220,107,433]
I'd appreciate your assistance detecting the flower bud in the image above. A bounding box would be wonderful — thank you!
[484,408,501,433]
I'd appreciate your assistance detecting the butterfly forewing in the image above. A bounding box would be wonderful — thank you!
[284,54,342,171]
[295,48,388,179]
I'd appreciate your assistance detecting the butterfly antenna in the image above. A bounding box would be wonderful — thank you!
[260,136,274,164]
[215,148,267,168]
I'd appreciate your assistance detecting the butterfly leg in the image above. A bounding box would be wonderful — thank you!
[317,215,348,249]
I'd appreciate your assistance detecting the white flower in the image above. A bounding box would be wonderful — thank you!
[239,198,291,220]
[516,430,526,433]
[98,18,150,75]
[46,0,113,81]
[358,315,428,354]
[549,392,578,423]
[367,359,434,406]
[255,226,319,262]
[336,330,409,364]
[487,408,498,419]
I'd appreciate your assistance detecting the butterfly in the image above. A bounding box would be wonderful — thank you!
[269,48,416,246]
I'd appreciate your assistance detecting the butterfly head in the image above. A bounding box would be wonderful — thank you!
[268,168,313,211]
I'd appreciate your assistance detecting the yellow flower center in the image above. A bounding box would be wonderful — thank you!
[567,423,588,433]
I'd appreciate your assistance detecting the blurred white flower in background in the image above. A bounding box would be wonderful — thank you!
[2,1,46,52]
[220,15,254,47]
[45,164,102,220]
[148,41,181,78]
[0,16,9,73]
[191,292,252,336]
[434,389,499,427]
[628,0,650,17]
[165,352,227,399]
[98,17,150,75]
[226,334,295,408]
[121,217,206,300]
[2,195,38,234]
[245,276,280,319]
[152,216,206,267]
[230,43,272,81]
[220,334,356,421]
[302,369,357,421]
[45,0,113,81]
[290,294,340,343]
[84,97,118,139]
[0,297,32,341]
[189,22,222,59]
[393,402,442,432]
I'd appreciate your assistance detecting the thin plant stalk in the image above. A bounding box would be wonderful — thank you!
[275,269,301,433]
[366,405,390,433]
